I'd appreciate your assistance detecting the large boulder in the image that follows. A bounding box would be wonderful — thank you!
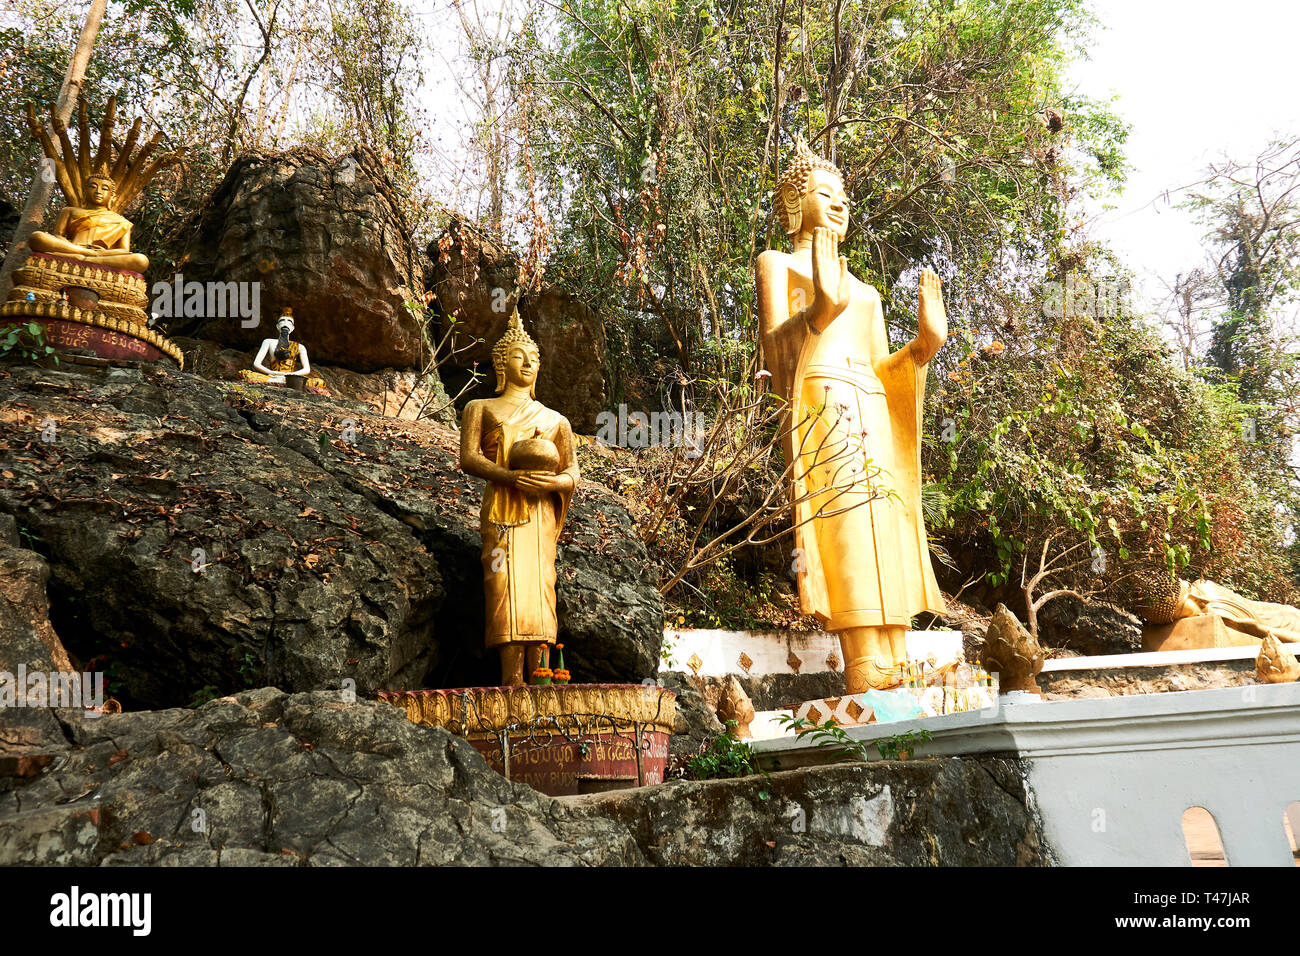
[1037,595,1142,655]
[0,689,639,865]
[172,146,429,371]
[658,671,725,759]
[0,513,76,761]
[427,216,608,431]
[0,359,661,709]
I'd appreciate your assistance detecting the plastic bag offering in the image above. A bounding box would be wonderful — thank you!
[860,689,922,723]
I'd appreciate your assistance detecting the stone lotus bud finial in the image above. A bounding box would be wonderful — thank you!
[717,675,756,739]
[981,604,1045,694]
[1256,631,1300,684]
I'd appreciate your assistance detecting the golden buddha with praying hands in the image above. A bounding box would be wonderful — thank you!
[756,135,948,694]
[459,309,580,686]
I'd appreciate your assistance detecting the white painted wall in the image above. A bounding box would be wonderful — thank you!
[751,683,1300,866]
[661,628,963,677]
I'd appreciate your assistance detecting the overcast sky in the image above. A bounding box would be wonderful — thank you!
[1067,0,1300,316]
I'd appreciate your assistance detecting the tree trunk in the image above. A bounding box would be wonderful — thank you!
[0,0,109,301]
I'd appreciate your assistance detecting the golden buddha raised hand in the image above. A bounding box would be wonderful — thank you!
[757,135,947,694]
[24,97,183,274]
[459,309,580,686]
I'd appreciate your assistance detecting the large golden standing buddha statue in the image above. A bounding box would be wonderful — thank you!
[756,136,947,694]
[459,310,580,686]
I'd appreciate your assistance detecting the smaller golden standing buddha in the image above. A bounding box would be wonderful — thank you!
[2,97,184,365]
[459,309,580,686]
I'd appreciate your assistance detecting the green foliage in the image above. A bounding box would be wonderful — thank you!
[875,729,933,762]
[0,0,436,278]
[1182,140,1300,580]
[776,714,932,762]
[187,684,220,709]
[515,0,1127,387]
[0,322,57,365]
[237,652,261,689]
[684,722,765,780]
[924,261,1296,606]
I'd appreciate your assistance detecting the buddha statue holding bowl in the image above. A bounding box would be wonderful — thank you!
[2,97,184,366]
[239,308,329,394]
[756,135,948,695]
[459,309,580,686]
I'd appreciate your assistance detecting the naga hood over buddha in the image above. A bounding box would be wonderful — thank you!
[756,135,948,694]
[1,96,186,367]
[24,96,184,274]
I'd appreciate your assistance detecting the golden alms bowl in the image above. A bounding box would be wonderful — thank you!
[509,437,560,473]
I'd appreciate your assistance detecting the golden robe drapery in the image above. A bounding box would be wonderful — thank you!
[479,400,576,648]
[764,266,944,629]
[64,207,132,250]
[1180,579,1300,643]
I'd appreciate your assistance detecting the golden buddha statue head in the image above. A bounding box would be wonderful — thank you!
[492,308,540,396]
[85,162,117,209]
[776,135,848,241]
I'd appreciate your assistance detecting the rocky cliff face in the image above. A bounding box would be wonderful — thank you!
[0,689,1049,866]
[0,360,662,709]
[172,146,429,372]
[427,217,608,432]
[0,357,1051,868]
[172,335,456,426]
[1037,595,1143,656]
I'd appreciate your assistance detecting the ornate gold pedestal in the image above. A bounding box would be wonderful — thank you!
[379,684,676,796]
[2,253,182,367]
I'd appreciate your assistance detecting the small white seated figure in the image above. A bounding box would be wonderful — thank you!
[247,308,311,385]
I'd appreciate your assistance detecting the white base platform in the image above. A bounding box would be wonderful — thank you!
[661,628,962,677]
[751,682,1300,866]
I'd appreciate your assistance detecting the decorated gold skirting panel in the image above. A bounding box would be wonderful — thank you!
[379,684,676,741]
[15,253,149,307]
[1,299,183,367]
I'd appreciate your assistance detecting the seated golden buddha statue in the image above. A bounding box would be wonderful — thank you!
[459,309,580,686]
[22,98,180,277]
[4,98,184,350]
[1134,568,1300,651]
[239,308,329,393]
[28,165,147,273]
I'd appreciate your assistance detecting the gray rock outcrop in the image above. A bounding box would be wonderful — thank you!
[0,689,1050,866]
[172,146,429,371]
[0,360,662,709]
